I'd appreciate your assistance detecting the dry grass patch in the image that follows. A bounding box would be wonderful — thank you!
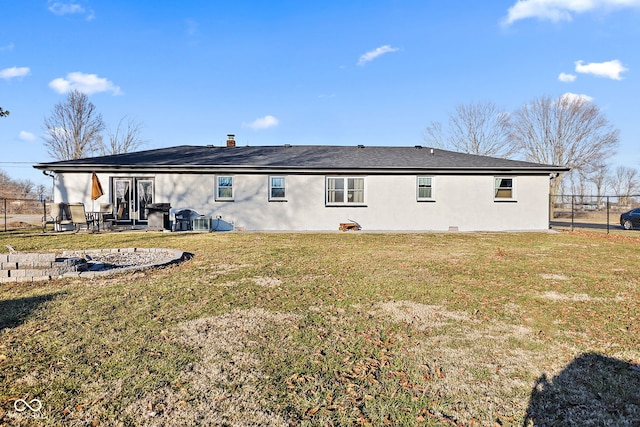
[377,300,472,329]
[121,308,298,426]
[374,300,640,426]
[539,273,570,281]
[539,291,627,303]
[375,300,567,425]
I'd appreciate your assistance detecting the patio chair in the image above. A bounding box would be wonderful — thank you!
[99,203,115,229]
[42,202,74,232]
[68,203,96,232]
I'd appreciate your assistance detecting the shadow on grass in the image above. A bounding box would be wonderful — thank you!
[0,293,62,332]
[524,353,640,426]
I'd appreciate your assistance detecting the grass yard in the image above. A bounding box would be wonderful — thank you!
[0,230,638,426]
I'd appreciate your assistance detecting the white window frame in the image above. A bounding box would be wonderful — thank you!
[417,176,434,201]
[215,175,234,201]
[325,176,366,206]
[269,176,287,201]
[494,176,516,201]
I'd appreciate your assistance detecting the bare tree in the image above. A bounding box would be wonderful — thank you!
[567,169,589,203]
[509,94,619,205]
[585,163,609,206]
[99,116,147,156]
[424,101,517,158]
[42,90,105,160]
[609,166,639,206]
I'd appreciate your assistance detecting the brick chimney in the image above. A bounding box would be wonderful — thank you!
[226,134,236,147]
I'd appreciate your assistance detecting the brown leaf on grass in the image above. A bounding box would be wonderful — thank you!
[356,412,371,426]
[421,408,458,425]
[304,406,320,418]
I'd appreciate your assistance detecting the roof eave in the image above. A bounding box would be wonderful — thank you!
[33,164,570,175]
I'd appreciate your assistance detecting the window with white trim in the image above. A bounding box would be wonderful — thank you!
[326,177,365,205]
[269,176,286,201]
[417,176,434,201]
[494,177,515,201]
[216,176,234,201]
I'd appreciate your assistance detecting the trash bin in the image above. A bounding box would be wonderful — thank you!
[146,203,171,230]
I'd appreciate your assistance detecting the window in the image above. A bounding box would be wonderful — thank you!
[269,176,286,201]
[494,177,514,201]
[326,177,365,205]
[417,176,434,201]
[216,176,234,201]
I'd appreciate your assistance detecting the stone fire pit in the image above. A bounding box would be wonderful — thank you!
[1,248,187,283]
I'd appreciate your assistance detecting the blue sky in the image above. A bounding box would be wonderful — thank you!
[1,0,639,187]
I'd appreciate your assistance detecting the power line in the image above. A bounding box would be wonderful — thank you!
[0,162,40,164]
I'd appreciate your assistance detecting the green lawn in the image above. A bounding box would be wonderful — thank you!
[1,231,639,426]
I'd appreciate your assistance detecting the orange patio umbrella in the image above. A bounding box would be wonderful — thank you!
[91,173,104,200]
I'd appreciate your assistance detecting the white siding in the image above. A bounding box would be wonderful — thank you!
[53,172,551,231]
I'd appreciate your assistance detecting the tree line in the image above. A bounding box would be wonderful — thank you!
[423,95,637,203]
[0,169,49,202]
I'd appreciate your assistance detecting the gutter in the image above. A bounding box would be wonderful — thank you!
[33,165,570,175]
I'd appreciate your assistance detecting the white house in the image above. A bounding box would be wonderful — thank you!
[34,137,568,232]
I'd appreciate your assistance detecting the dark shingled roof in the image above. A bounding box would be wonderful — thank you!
[34,145,568,174]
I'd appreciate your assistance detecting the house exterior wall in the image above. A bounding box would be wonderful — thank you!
[53,171,551,232]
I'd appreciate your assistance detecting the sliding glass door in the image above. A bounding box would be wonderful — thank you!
[114,178,132,222]
[137,179,154,221]
[113,177,154,224]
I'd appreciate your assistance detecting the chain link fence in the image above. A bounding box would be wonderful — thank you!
[551,194,640,233]
[1,198,50,232]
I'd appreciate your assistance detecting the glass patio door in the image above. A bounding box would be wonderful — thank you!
[137,179,154,222]
[113,177,155,224]
[114,178,133,222]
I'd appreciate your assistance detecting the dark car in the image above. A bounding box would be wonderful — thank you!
[620,207,640,230]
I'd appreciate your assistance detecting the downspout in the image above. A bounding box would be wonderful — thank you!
[42,170,55,201]
[42,170,55,223]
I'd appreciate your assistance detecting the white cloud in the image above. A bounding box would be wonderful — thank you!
[503,0,640,25]
[49,72,122,95]
[246,115,279,130]
[48,2,95,21]
[558,72,577,82]
[560,92,594,104]
[358,45,399,66]
[575,59,628,80]
[0,66,30,79]
[19,131,36,142]
[0,43,14,52]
